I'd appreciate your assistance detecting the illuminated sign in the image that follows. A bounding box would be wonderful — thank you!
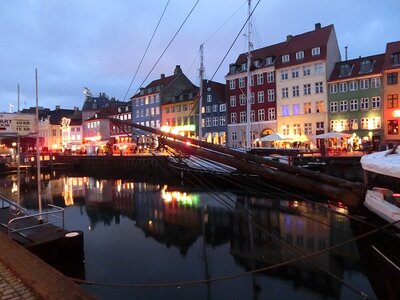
[393,110,400,118]
[0,113,35,136]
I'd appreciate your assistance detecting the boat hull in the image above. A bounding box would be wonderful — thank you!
[364,189,400,229]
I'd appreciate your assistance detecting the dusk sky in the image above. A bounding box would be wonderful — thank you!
[1,0,399,113]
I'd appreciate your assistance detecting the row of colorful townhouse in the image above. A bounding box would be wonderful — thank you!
[225,23,400,150]
[8,23,398,153]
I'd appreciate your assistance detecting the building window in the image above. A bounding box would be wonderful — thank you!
[213,104,218,112]
[282,54,290,63]
[388,120,399,135]
[250,110,255,122]
[339,82,347,92]
[312,47,320,56]
[282,105,289,116]
[304,123,312,134]
[350,99,358,111]
[304,102,312,114]
[207,94,212,102]
[303,84,311,95]
[315,82,323,94]
[267,89,275,102]
[258,109,265,121]
[213,117,218,127]
[391,52,400,65]
[371,77,381,88]
[239,77,245,88]
[250,75,254,86]
[281,70,289,80]
[293,103,300,115]
[205,118,211,127]
[267,71,274,83]
[316,101,324,113]
[220,103,226,112]
[231,131,237,141]
[292,86,300,97]
[282,87,289,98]
[296,51,304,60]
[359,60,373,73]
[303,65,311,76]
[229,79,236,90]
[316,122,324,131]
[230,96,237,107]
[339,64,353,77]
[293,124,301,135]
[359,79,369,89]
[330,101,338,113]
[241,62,247,71]
[239,111,246,123]
[206,106,211,113]
[266,57,273,65]
[350,119,358,130]
[219,116,226,126]
[340,100,348,112]
[268,108,275,120]
[250,92,255,104]
[257,74,264,85]
[360,98,369,110]
[349,80,358,91]
[292,68,299,78]
[387,72,398,85]
[361,117,381,129]
[314,63,324,74]
[258,91,265,103]
[371,97,381,109]
[239,94,246,106]
[230,113,237,124]
[387,94,398,108]
[329,84,338,94]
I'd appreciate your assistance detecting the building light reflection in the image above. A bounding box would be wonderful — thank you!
[161,185,199,206]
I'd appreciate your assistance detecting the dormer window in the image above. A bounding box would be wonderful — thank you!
[282,54,290,63]
[391,52,400,66]
[296,51,304,60]
[241,62,247,71]
[254,60,260,67]
[339,63,353,77]
[359,59,373,74]
[229,64,237,73]
[266,56,274,65]
[312,47,320,56]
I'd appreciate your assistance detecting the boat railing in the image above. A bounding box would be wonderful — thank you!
[0,194,29,217]
[7,204,65,238]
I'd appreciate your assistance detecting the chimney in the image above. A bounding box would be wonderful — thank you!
[55,105,60,110]
[345,46,348,61]
[286,35,293,42]
[74,106,79,111]
[315,23,321,30]
[174,65,182,75]
[160,74,165,79]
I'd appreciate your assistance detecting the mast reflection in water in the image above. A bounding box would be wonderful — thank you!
[1,171,398,300]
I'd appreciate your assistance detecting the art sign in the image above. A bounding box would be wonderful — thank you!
[0,113,36,136]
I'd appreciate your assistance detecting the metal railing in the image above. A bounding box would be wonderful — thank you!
[1,194,65,238]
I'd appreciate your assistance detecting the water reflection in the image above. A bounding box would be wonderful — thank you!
[1,172,398,299]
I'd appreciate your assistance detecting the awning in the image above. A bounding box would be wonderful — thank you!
[203,132,211,139]
[212,132,218,138]
[219,132,226,137]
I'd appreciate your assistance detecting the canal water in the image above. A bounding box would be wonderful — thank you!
[0,170,399,300]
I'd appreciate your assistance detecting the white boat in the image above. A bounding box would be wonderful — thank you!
[360,146,400,228]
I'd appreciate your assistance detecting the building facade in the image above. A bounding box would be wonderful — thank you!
[328,54,384,150]
[382,41,400,144]
[200,80,227,145]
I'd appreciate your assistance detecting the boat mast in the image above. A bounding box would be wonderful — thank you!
[35,69,42,216]
[17,84,21,206]
[246,0,253,149]
[199,44,205,140]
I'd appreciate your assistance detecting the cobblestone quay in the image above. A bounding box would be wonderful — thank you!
[0,233,95,300]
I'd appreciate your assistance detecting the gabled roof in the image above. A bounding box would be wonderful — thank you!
[230,24,334,73]
[204,80,226,103]
[329,53,385,82]
[383,41,400,71]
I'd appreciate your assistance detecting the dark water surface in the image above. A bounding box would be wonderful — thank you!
[1,170,399,300]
